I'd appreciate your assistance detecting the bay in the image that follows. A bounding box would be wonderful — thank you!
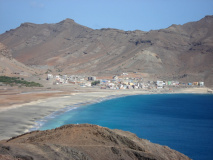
[38,94,213,160]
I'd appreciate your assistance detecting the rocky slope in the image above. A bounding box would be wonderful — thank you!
[0,124,191,160]
[0,43,38,77]
[0,16,212,86]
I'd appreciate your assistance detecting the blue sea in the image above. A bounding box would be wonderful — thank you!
[36,94,213,160]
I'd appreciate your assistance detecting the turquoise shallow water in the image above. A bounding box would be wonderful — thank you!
[37,94,213,160]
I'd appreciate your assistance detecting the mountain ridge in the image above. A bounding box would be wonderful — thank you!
[0,16,212,86]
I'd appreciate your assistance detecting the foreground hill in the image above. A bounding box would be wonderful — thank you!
[0,16,212,86]
[0,124,191,160]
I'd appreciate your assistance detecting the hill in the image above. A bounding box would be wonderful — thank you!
[0,16,212,86]
[0,43,39,77]
[0,124,191,160]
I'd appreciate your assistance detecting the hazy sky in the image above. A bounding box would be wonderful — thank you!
[0,0,213,34]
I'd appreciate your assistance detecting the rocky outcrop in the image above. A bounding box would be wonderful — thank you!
[0,124,191,160]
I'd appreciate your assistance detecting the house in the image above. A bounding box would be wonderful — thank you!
[199,82,204,86]
[85,82,91,87]
[68,75,75,81]
[167,81,172,85]
[55,75,60,79]
[62,75,68,79]
[175,81,179,85]
[157,81,164,88]
[123,85,127,89]
[193,82,199,86]
[113,75,118,80]
[170,81,179,86]
[47,74,53,80]
[59,78,65,84]
[88,76,96,81]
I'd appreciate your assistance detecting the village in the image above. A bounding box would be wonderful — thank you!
[46,73,205,90]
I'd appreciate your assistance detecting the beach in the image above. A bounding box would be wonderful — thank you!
[0,86,210,140]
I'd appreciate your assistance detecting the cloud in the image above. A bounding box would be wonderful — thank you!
[30,1,45,9]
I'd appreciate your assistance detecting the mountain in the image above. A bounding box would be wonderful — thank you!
[0,16,212,86]
[0,124,191,160]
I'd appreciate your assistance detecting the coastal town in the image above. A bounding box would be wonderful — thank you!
[1,1,213,159]
[46,73,205,90]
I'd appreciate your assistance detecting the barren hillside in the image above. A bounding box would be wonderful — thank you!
[0,124,191,160]
[0,16,212,86]
[0,43,38,77]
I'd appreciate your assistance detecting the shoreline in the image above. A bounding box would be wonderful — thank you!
[0,87,210,140]
[30,92,136,131]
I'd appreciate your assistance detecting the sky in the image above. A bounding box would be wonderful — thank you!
[0,0,213,34]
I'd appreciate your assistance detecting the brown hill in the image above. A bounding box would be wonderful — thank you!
[0,43,37,77]
[0,124,191,160]
[0,16,212,86]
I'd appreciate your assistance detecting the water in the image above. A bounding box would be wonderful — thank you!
[37,94,213,160]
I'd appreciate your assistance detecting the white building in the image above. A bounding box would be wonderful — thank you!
[55,75,60,79]
[47,74,53,80]
[157,81,164,88]
[199,82,204,86]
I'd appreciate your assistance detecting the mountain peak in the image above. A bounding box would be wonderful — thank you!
[204,15,213,19]
[20,22,36,28]
[59,18,75,24]
[202,15,213,23]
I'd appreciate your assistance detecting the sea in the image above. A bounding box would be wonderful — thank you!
[34,94,213,160]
